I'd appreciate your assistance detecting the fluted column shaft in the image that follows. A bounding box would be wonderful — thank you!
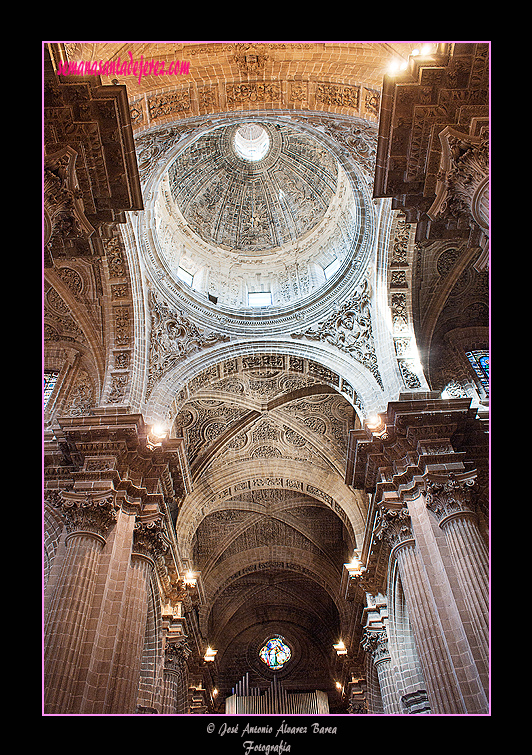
[426,475,489,682]
[43,492,119,714]
[394,539,465,714]
[362,630,402,714]
[162,639,191,714]
[105,553,154,713]
[103,518,167,714]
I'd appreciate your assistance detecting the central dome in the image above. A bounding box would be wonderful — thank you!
[166,121,338,253]
[152,120,368,312]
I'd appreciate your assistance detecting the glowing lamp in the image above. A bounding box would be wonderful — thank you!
[334,640,348,656]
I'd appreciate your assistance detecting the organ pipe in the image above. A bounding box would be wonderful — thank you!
[226,674,329,714]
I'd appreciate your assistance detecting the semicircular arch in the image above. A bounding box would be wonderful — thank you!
[175,456,368,561]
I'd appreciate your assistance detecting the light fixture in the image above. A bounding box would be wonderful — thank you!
[344,551,366,577]
[411,49,420,56]
[204,646,217,662]
[335,681,343,690]
[147,423,168,450]
[334,640,348,656]
[388,58,408,74]
[183,570,197,588]
[366,412,383,431]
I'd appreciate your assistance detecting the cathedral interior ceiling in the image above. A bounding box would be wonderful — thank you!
[44,42,489,699]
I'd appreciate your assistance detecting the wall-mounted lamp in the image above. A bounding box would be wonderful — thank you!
[333,640,348,656]
[387,59,408,74]
[366,412,383,431]
[183,570,197,588]
[204,646,217,662]
[344,551,366,578]
[147,423,168,450]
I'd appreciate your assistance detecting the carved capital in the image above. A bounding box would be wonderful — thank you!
[374,506,414,553]
[164,636,192,671]
[361,628,390,664]
[429,127,489,231]
[44,147,95,247]
[53,490,120,539]
[425,473,476,524]
[132,518,169,562]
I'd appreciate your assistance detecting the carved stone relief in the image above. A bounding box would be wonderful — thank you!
[146,288,230,400]
[291,278,383,388]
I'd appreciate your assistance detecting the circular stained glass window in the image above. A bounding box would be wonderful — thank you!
[259,636,291,670]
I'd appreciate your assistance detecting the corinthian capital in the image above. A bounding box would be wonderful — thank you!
[54,490,120,539]
[425,473,476,522]
[361,628,389,664]
[164,637,191,671]
[132,518,169,561]
[374,507,414,552]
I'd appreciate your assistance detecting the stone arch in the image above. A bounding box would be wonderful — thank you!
[144,340,386,427]
[176,457,368,562]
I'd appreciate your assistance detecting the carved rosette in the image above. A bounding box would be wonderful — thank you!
[361,629,390,665]
[374,506,414,553]
[425,474,476,524]
[53,491,120,539]
[132,518,169,563]
[164,637,192,672]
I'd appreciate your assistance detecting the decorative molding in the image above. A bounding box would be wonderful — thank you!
[291,278,383,388]
[146,287,230,400]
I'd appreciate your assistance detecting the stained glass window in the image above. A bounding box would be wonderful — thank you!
[44,370,59,409]
[259,636,291,670]
[466,350,489,394]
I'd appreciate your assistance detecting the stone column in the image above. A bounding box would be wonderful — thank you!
[162,636,191,714]
[377,507,466,714]
[425,473,489,682]
[43,490,120,714]
[361,629,402,714]
[104,518,168,714]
